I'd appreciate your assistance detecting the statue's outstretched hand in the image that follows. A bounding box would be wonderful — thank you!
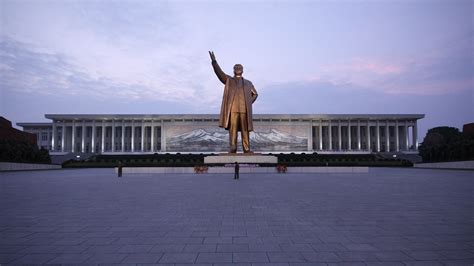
[209,51,216,61]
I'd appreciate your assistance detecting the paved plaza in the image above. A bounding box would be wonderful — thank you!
[0,168,473,265]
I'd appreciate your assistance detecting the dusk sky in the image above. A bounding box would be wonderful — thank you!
[1,0,472,139]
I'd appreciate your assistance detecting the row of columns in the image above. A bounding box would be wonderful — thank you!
[312,119,418,152]
[51,118,419,153]
[52,120,163,153]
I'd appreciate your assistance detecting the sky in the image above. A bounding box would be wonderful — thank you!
[0,0,473,140]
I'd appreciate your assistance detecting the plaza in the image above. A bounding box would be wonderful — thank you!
[0,168,473,265]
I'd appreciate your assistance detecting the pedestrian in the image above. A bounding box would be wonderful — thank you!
[117,160,123,177]
[234,161,239,180]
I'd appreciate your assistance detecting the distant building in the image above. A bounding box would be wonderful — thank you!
[462,123,474,137]
[18,114,424,154]
[1,117,37,145]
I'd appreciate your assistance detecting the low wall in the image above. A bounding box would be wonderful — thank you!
[117,166,368,174]
[0,162,62,171]
[414,160,474,170]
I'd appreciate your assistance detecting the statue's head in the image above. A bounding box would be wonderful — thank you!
[233,64,243,77]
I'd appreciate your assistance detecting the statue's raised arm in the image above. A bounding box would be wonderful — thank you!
[209,51,229,84]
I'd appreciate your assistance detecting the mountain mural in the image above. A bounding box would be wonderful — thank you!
[167,128,307,151]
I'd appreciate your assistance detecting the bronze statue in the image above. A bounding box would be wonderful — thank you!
[209,51,258,153]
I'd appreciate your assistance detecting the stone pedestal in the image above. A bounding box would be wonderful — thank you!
[204,153,278,164]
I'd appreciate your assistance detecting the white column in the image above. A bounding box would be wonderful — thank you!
[376,120,380,152]
[318,120,323,150]
[405,120,409,151]
[367,121,371,152]
[112,120,116,152]
[161,120,166,152]
[61,122,65,152]
[386,120,390,152]
[131,120,135,152]
[338,121,342,150]
[121,120,125,152]
[81,120,85,153]
[308,122,313,151]
[395,120,399,152]
[348,120,351,150]
[91,120,96,153]
[101,120,105,153]
[413,121,418,150]
[357,120,361,150]
[51,121,56,151]
[71,120,76,153]
[328,120,332,150]
[151,120,155,152]
[141,120,145,152]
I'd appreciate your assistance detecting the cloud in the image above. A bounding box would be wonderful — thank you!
[306,34,473,96]
[0,1,224,109]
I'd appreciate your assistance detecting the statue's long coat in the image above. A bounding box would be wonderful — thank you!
[212,60,258,131]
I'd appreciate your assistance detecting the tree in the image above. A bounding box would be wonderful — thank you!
[419,126,474,162]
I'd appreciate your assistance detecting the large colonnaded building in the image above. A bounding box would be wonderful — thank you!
[18,114,424,154]
[17,114,424,154]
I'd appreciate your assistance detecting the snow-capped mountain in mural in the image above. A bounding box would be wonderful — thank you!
[167,128,307,151]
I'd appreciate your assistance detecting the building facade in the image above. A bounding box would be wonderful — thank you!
[18,114,424,154]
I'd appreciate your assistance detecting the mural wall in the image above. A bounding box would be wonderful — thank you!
[165,123,309,152]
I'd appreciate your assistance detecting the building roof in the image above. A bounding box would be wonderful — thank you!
[44,114,425,121]
[17,122,53,127]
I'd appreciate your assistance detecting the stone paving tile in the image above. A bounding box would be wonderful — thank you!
[83,236,119,245]
[438,250,474,259]
[213,263,251,266]
[335,251,379,262]
[343,243,378,251]
[204,236,233,244]
[196,252,233,263]
[158,252,198,263]
[121,252,164,263]
[83,253,127,263]
[280,243,315,252]
[403,250,445,260]
[311,243,348,252]
[363,262,405,266]
[192,231,220,237]
[217,243,249,252]
[252,263,290,266]
[233,252,270,263]
[441,260,474,266]
[402,261,444,266]
[248,243,282,252]
[0,168,473,265]
[149,244,186,252]
[374,251,415,261]
[234,237,265,244]
[301,252,342,262]
[17,244,64,254]
[9,253,59,264]
[327,263,365,266]
[289,263,327,266]
[0,253,26,264]
[267,252,306,263]
[0,245,26,253]
[184,243,217,252]
[46,253,92,264]
[116,244,153,253]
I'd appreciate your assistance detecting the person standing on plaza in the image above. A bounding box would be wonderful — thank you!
[234,161,239,180]
[117,160,123,177]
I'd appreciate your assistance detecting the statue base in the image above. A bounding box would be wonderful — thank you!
[204,153,278,164]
